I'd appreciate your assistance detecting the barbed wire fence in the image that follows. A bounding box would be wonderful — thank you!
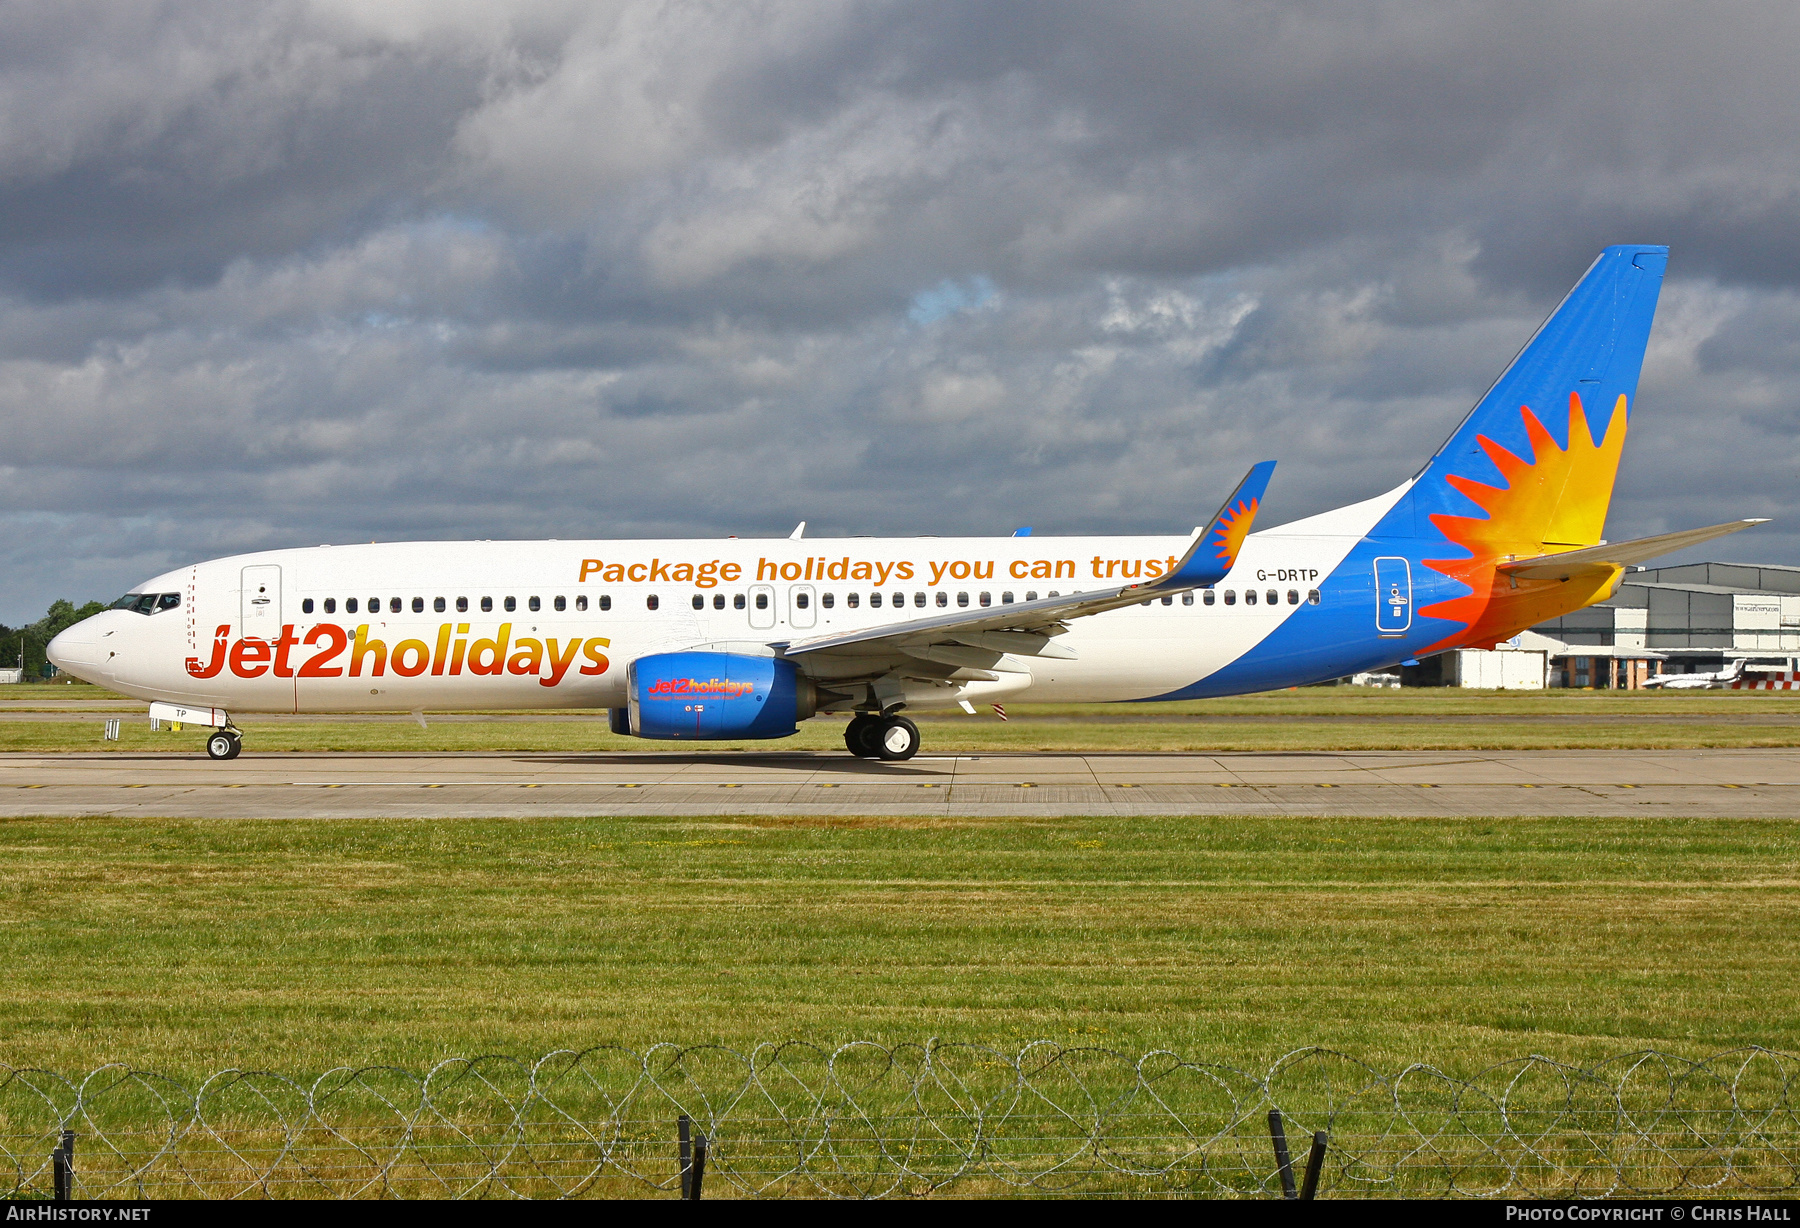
[3,1043,1798,1199]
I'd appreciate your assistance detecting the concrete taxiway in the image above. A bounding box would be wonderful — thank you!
[3,748,1800,818]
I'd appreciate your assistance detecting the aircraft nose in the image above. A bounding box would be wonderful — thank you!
[47,624,100,672]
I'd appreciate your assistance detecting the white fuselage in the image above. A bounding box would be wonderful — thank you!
[51,495,1392,713]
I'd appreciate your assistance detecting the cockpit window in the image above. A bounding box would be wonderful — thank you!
[113,592,180,614]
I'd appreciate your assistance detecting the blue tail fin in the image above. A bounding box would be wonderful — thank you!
[1402,245,1668,549]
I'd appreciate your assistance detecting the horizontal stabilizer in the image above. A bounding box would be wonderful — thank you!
[1498,519,1769,580]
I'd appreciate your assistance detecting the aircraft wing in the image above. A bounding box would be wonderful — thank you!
[1497,519,1769,581]
[779,461,1275,666]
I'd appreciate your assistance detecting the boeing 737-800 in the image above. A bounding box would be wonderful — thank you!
[47,246,1765,760]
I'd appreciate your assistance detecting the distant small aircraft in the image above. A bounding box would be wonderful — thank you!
[1642,659,1748,690]
[47,246,1769,760]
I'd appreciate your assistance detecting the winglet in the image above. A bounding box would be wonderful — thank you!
[1153,461,1277,590]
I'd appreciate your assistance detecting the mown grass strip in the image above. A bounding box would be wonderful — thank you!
[0,812,1795,1080]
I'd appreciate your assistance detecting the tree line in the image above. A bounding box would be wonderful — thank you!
[1,599,108,677]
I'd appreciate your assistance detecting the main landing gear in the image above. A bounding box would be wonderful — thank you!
[205,728,243,760]
[844,713,920,761]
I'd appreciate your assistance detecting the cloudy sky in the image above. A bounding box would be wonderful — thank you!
[2,1,1798,622]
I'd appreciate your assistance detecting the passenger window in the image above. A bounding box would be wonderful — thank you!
[822,592,834,609]
[958,592,970,607]
[1001,591,1014,604]
[1245,591,1257,606]
[755,593,768,610]
[1025,591,1037,602]
[302,598,315,614]
[576,595,588,612]
[1307,589,1321,605]
[1161,595,1172,605]
[1224,590,1237,606]
[528,596,541,612]
[324,598,337,614]
[1182,592,1193,606]
[692,595,704,610]
[434,597,446,613]
[409,597,422,613]
[390,598,402,614]
[1287,590,1299,605]
[456,597,468,613]
[481,596,493,613]
[734,594,746,610]
[713,594,724,610]
[870,592,882,608]
[1266,590,1278,606]
[847,593,859,608]
[347,598,358,614]
[554,596,566,612]
[1203,590,1215,606]
[937,592,948,607]
[1049,591,1060,598]
[795,592,809,610]
[647,595,659,611]
[915,592,926,607]
[599,595,611,611]
[369,597,380,613]
[504,597,516,613]
[979,592,991,607]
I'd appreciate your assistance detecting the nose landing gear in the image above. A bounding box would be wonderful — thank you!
[844,713,920,761]
[205,728,243,760]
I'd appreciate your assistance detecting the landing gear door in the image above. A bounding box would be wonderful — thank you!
[748,584,776,630]
[241,565,282,639]
[1374,557,1411,636]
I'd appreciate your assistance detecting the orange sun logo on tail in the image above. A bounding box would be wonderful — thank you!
[1210,497,1259,566]
[1418,392,1628,651]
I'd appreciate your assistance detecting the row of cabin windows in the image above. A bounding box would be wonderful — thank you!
[769,590,1064,612]
[300,594,615,616]
[299,587,1325,617]
[1198,588,1322,607]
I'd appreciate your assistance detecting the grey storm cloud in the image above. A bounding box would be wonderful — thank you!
[2,0,1799,620]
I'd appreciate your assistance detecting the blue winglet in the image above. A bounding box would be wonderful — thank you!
[1154,460,1277,590]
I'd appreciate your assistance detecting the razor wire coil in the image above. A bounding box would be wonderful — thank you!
[3,1043,1797,1199]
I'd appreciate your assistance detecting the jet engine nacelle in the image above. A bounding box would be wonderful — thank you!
[623,651,816,740]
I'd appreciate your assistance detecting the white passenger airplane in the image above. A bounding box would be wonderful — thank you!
[1642,659,1748,690]
[47,246,1765,760]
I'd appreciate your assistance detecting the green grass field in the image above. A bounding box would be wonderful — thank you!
[2,811,1796,1080]
[7,684,1800,753]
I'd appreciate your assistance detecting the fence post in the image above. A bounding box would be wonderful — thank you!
[52,1129,74,1202]
[678,1115,692,1199]
[690,1134,707,1201]
[1300,1131,1328,1200]
[1267,1109,1297,1199]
